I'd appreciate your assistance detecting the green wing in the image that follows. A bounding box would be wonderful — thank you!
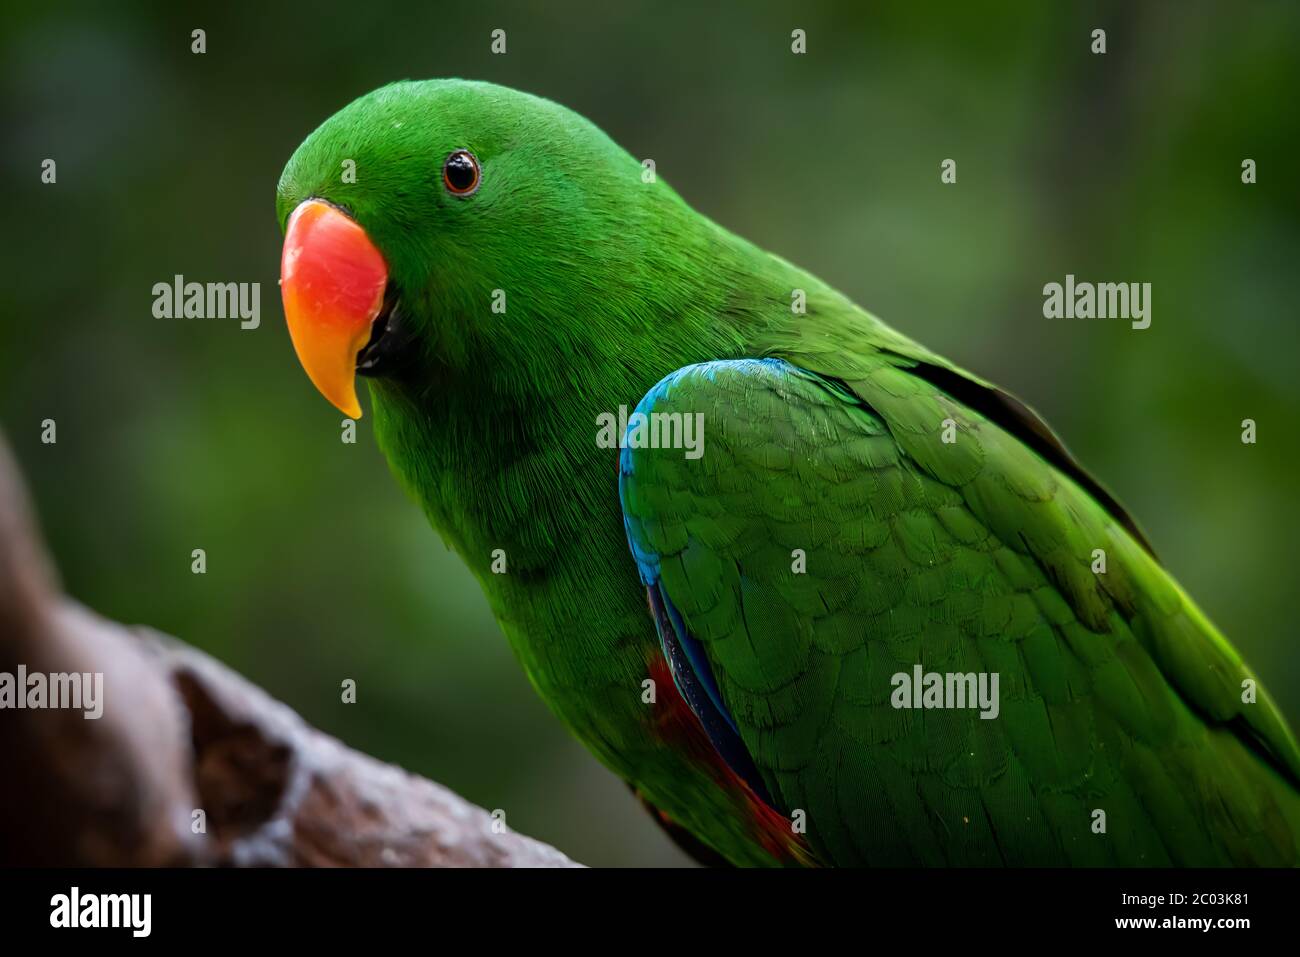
[619,356,1300,866]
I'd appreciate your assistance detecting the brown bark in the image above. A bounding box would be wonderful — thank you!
[0,434,579,867]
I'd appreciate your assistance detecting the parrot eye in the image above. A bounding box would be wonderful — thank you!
[442,150,481,196]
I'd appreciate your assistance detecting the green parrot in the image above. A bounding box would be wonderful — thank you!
[275,78,1300,867]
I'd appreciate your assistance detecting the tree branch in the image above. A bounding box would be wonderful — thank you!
[0,433,580,867]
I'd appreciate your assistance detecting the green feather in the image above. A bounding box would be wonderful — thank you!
[621,359,1300,865]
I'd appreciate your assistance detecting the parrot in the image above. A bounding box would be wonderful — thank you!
[275,78,1300,867]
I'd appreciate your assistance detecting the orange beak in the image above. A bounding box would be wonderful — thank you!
[280,199,388,418]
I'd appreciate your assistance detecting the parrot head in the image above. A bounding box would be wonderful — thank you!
[276,78,700,419]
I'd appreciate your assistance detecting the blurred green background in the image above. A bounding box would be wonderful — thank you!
[2,1,1297,866]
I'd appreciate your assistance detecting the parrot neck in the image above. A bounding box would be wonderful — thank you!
[366,210,872,683]
[370,329,700,577]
